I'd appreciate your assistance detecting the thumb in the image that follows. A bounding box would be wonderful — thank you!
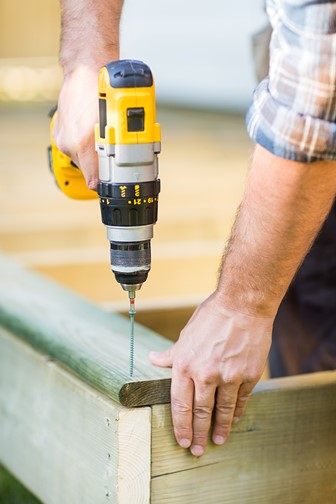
[149,345,174,368]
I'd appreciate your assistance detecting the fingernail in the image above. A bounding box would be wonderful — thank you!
[190,445,204,457]
[149,351,160,359]
[213,435,225,445]
[233,416,240,424]
[179,438,191,449]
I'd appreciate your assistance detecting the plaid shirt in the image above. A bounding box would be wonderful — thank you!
[246,0,336,162]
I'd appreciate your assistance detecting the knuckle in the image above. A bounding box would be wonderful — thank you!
[244,373,259,383]
[222,374,243,386]
[193,405,213,419]
[237,393,252,404]
[175,357,191,376]
[243,367,261,383]
[215,403,236,420]
[171,398,192,416]
[197,369,218,386]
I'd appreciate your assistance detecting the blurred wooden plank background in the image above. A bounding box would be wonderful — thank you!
[0,105,251,314]
[0,0,60,58]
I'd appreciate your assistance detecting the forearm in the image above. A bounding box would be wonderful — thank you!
[55,0,123,188]
[60,0,124,73]
[218,145,336,317]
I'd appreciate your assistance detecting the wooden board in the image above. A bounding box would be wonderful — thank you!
[1,279,336,503]
[0,327,151,504]
[0,253,171,407]
[150,372,336,503]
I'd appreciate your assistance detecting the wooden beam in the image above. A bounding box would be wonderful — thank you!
[150,372,336,503]
[0,253,171,407]
[0,327,151,504]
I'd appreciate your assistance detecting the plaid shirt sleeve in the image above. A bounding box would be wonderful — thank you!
[246,0,336,162]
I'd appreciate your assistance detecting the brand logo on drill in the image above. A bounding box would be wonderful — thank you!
[135,185,140,197]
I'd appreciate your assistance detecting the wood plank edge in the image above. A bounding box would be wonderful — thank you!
[118,408,151,503]
[119,379,171,407]
[254,370,336,394]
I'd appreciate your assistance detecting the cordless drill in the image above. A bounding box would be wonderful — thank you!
[48,60,161,376]
[95,60,161,301]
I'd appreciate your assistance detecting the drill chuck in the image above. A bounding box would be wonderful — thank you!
[110,241,151,290]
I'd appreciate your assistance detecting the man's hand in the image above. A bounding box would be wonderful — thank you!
[150,146,336,457]
[53,66,99,190]
[150,293,273,457]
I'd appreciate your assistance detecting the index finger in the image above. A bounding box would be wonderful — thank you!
[77,141,99,190]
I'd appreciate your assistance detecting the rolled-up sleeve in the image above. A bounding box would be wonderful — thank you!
[246,0,336,162]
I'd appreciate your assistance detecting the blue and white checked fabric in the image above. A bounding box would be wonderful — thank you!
[246,0,336,162]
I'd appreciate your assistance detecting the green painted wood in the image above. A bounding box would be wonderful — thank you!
[0,327,151,504]
[0,253,171,407]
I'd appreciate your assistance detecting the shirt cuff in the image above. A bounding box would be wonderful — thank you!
[246,78,336,163]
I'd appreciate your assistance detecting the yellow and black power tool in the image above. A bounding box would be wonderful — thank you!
[95,60,161,298]
[48,60,161,376]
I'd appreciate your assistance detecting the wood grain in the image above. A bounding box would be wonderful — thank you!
[150,372,336,503]
[0,253,171,407]
[0,327,151,504]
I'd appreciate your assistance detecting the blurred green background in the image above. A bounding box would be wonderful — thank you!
[0,465,41,504]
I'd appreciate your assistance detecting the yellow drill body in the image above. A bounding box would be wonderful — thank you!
[48,113,98,200]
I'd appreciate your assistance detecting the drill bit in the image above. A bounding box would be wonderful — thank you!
[128,289,136,378]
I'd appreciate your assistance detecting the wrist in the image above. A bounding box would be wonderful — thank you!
[212,285,280,319]
[60,49,119,76]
